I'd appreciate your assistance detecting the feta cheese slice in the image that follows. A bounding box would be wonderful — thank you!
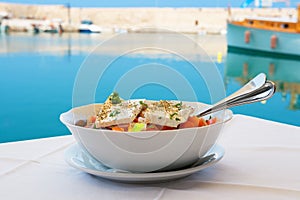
[95,99,145,128]
[143,100,194,127]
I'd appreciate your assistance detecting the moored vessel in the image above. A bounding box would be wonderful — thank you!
[227,5,300,57]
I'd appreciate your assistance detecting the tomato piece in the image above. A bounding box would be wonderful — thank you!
[111,126,125,132]
[162,126,176,130]
[206,117,217,125]
[179,121,195,129]
[89,116,97,123]
[198,118,207,127]
[188,116,200,127]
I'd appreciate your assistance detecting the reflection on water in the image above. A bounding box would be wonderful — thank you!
[0,33,298,143]
[0,32,107,56]
[226,50,300,126]
[0,33,226,143]
[0,32,226,59]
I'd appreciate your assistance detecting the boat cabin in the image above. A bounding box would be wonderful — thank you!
[230,5,300,33]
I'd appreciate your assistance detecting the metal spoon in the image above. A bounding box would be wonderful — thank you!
[225,81,276,108]
[207,81,275,111]
[197,73,266,116]
[197,79,276,118]
[221,73,266,103]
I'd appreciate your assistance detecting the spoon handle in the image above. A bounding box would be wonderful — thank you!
[196,81,276,118]
[220,73,266,103]
[226,81,276,107]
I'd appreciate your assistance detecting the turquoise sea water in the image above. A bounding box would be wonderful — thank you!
[0,33,299,143]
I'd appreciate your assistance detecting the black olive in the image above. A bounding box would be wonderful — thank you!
[75,120,87,127]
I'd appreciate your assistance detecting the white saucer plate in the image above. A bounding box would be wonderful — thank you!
[64,144,224,183]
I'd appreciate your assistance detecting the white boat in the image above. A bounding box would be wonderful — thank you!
[79,20,101,33]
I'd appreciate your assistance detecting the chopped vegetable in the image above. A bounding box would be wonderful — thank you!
[206,117,217,125]
[75,93,218,132]
[128,123,146,132]
[162,126,176,130]
[109,92,122,104]
[139,101,148,109]
[112,126,125,132]
[198,118,207,127]
[179,121,195,129]
[169,112,178,119]
[89,116,97,123]
[109,110,121,117]
[175,102,182,110]
[188,116,200,127]
[75,120,87,127]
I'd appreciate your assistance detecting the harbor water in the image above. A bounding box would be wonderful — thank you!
[0,32,299,143]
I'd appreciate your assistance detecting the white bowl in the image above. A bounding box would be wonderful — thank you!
[60,101,232,173]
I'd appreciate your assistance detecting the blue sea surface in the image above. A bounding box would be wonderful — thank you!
[0,33,299,143]
[0,53,80,142]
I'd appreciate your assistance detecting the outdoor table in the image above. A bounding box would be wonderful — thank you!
[1,114,299,199]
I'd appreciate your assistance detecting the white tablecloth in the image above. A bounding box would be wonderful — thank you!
[1,115,300,200]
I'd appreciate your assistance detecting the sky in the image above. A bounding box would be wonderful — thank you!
[0,0,296,7]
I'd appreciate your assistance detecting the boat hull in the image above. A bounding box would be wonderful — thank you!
[227,23,300,56]
[79,29,92,33]
[79,29,100,33]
